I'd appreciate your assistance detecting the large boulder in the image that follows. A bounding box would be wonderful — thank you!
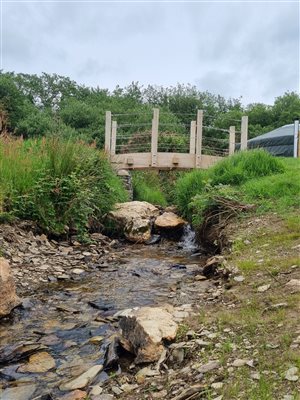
[107,201,160,243]
[155,212,186,229]
[154,211,187,239]
[119,306,178,364]
[0,257,21,317]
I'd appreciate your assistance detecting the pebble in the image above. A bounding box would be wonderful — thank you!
[257,284,271,292]
[251,372,261,380]
[196,360,220,373]
[58,274,71,280]
[286,279,300,292]
[234,275,245,282]
[0,384,37,400]
[285,367,299,381]
[152,390,168,399]
[59,390,88,400]
[111,386,123,395]
[120,384,138,392]
[232,359,251,367]
[89,336,105,344]
[194,275,207,281]
[60,365,103,391]
[195,339,211,347]
[211,382,223,389]
[18,351,56,373]
[72,268,85,275]
[89,385,103,396]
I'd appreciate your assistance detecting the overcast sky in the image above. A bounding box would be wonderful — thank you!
[2,0,299,105]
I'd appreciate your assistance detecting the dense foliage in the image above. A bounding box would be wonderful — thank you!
[0,71,299,148]
[0,137,127,238]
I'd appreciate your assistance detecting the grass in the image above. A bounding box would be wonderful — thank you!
[132,171,167,206]
[210,149,285,186]
[0,136,128,238]
[174,150,300,224]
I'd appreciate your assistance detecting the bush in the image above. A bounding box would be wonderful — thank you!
[132,171,167,206]
[0,137,127,238]
[16,107,56,138]
[210,149,285,186]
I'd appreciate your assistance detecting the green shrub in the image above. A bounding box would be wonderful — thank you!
[132,171,167,206]
[0,137,127,239]
[210,149,285,186]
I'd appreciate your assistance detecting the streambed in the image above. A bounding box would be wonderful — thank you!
[0,242,215,399]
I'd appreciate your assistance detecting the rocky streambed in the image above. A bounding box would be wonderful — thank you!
[0,207,227,400]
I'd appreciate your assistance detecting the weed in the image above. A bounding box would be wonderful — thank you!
[0,137,127,239]
[176,323,190,341]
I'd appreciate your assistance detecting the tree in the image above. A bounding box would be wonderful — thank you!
[272,92,300,127]
[0,72,28,131]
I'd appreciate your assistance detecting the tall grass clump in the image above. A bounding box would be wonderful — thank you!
[174,169,209,218]
[132,171,167,206]
[0,137,127,239]
[210,149,285,186]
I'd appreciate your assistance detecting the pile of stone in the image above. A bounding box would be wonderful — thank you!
[107,201,187,243]
[0,223,117,295]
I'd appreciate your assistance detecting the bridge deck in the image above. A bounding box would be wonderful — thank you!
[110,152,223,170]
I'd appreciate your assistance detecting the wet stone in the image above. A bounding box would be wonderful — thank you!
[18,351,56,373]
[0,384,37,400]
[60,365,103,391]
[59,390,88,400]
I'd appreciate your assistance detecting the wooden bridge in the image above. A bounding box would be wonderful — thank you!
[105,109,248,170]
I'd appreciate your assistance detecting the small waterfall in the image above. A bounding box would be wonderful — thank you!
[178,224,198,252]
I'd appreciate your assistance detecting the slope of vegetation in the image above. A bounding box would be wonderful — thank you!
[174,150,300,225]
[0,137,127,238]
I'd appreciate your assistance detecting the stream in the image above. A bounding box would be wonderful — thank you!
[0,232,214,399]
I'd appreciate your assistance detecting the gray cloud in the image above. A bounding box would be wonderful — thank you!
[2,1,299,104]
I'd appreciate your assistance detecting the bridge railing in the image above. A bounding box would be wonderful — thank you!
[105,109,248,170]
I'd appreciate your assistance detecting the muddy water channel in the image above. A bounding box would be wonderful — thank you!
[0,243,214,399]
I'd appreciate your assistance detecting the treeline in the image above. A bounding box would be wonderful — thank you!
[0,71,299,147]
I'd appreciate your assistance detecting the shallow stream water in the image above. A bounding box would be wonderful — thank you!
[0,241,212,399]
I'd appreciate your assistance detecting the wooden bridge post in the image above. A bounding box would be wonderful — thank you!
[111,120,117,155]
[189,121,196,154]
[241,116,248,150]
[229,125,235,155]
[196,110,203,168]
[105,111,112,154]
[151,108,159,167]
